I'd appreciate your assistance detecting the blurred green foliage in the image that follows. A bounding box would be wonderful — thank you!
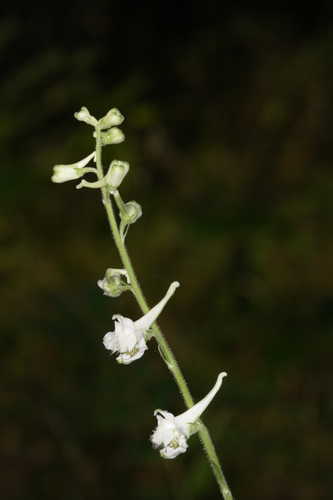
[1,5,332,499]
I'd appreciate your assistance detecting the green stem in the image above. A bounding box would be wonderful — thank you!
[112,189,127,215]
[95,124,233,499]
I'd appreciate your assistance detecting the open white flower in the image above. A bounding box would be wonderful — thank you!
[103,281,180,364]
[51,152,96,183]
[151,372,227,459]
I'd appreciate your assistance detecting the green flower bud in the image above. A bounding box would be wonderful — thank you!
[97,268,130,297]
[74,106,98,127]
[52,166,83,183]
[93,127,125,145]
[99,108,125,130]
[106,160,129,190]
[51,152,96,183]
[121,201,142,225]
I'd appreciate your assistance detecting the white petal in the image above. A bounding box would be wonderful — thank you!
[154,409,175,421]
[97,278,107,293]
[160,435,188,459]
[151,411,176,447]
[134,281,180,333]
[103,331,119,352]
[128,336,148,362]
[175,372,227,434]
[113,315,137,353]
[116,341,147,364]
[151,409,190,459]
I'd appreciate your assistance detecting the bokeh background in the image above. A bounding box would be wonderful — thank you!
[1,4,332,499]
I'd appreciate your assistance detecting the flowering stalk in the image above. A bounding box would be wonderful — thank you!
[93,122,233,499]
[51,107,233,499]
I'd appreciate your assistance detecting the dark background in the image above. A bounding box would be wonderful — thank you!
[1,3,332,499]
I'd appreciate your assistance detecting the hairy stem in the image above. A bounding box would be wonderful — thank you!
[95,124,233,499]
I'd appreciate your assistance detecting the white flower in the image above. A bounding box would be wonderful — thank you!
[103,281,180,364]
[51,152,96,183]
[151,372,227,459]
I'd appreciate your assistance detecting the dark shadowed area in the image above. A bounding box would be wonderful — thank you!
[1,4,332,499]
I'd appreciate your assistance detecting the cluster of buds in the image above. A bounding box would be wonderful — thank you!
[51,106,227,461]
[51,106,142,240]
[74,106,124,130]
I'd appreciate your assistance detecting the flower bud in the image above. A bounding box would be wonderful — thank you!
[52,166,83,183]
[98,268,130,297]
[106,160,129,190]
[93,127,125,145]
[121,201,142,225]
[51,152,96,183]
[74,106,98,127]
[99,108,125,130]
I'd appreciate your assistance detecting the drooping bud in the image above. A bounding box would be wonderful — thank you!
[121,201,142,225]
[98,268,130,297]
[99,108,125,130]
[74,107,98,127]
[93,127,125,145]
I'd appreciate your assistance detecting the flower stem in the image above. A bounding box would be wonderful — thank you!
[94,124,233,499]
